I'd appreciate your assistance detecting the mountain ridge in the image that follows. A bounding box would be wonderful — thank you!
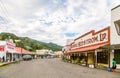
[0,32,63,52]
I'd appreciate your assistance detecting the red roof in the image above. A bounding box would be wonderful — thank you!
[15,47,22,54]
[67,42,109,53]
[15,47,33,54]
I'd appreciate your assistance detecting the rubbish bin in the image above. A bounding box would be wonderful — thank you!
[107,68,112,72]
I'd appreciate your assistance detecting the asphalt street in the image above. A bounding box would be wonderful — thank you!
[0,58,120,78]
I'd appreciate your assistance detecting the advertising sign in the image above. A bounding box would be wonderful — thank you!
[71,27,110,49]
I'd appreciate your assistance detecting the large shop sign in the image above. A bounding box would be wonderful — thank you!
[71,27,110,49]
[6,42,15,50]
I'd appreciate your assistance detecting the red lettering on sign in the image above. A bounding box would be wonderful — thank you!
[6,43,15,50]
[100,33,106,41]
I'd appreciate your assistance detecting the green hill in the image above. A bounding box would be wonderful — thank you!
[0,32,63,52]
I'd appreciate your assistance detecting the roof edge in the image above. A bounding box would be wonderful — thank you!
[111,5,120,10]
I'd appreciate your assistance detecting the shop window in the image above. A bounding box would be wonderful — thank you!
[114,20,120,36]
[114,49,120,64]
[97,52,108,64]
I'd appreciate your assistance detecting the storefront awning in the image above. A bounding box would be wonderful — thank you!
[68,43,109,53]
[15,47,34,55]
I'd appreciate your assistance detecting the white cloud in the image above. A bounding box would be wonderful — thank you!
[0,0,120,46]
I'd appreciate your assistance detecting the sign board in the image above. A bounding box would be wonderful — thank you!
[6,42,15,50]
[70,27,110,49]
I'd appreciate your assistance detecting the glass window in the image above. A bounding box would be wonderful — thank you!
[114,49,120,64]
[97,52,108,64]
[114,20,120,36]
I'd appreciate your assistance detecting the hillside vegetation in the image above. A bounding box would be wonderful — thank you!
[0,32,63,52]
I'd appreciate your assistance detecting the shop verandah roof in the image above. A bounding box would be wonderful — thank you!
[15,47,34,55]
[67,42,110,53]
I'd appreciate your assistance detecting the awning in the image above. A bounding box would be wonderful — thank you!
[68,42,109,53]
[15,47,34,55]
[15,47,22,54]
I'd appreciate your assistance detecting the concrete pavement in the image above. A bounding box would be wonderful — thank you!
[0,58,120,78]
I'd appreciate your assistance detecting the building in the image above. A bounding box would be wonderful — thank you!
[54,51,63,58]
[15,47,36,59]
[0,41,16,62]
[110,5,120,69]
[63,5,120,69]
[0,41,35,62]
[36,49,49,58]
[64,27,110,68]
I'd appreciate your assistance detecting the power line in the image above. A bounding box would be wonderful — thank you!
[0,0,9,25]
[0,0,17,28]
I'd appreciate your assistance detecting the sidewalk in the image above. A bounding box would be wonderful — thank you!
[116,69,120,73]
[0,62,13,67]
[63,60,120,73]
[0,61,19,67]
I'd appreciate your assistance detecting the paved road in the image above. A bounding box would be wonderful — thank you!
[0,58,120,78]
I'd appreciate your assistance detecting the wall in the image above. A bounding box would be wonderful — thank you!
[111,5,120,44]
[0,41,15,61]
[0,41,6,60]
[111,5,120,69]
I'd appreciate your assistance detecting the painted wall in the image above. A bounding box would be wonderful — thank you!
[0,41,6,60]
[110,5,120,69]
[0,41,15,61]
[111,5,120,44]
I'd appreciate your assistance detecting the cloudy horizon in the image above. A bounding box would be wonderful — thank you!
[0,0,120,46]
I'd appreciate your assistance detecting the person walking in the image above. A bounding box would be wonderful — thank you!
[2,56,5,62]
[112,58,117,72]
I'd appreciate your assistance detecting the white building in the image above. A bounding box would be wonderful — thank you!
[63,5,120,69]
[36,49,49,55]
[110,5,120,69]
[0,41,15,62]
[54,51,63,58]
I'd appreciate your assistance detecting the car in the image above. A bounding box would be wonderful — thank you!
[23,55,32,61]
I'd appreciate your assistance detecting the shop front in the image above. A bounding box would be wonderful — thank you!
[111,5,120,69]
[0,41,15,62]
[96,50,109,69]
[64,27,110,68]
[6,52,12,62]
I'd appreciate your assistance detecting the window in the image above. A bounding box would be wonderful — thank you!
[114,49,120,64]
[97,52,108,64]
[114,20,120,36]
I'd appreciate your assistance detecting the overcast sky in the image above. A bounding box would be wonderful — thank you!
[0,0,120,46]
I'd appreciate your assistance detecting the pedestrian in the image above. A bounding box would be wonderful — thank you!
[112,58,117,72]
[0,57,2,62]
[2,56,5,62]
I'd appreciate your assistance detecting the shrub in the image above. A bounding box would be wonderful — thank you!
[75,58,80,64]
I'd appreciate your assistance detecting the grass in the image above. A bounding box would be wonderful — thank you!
[0,63,12,69]
[0,61,21,69]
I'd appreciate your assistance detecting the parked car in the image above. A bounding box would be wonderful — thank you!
[23,55,32,61]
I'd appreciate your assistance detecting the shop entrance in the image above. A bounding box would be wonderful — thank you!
[97,51,109,69]
[6,53,12,62]
[87,52,94,68]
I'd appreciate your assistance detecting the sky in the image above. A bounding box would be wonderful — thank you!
[0,0,120,46]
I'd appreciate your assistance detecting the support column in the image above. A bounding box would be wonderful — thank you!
[94,50,97,68]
